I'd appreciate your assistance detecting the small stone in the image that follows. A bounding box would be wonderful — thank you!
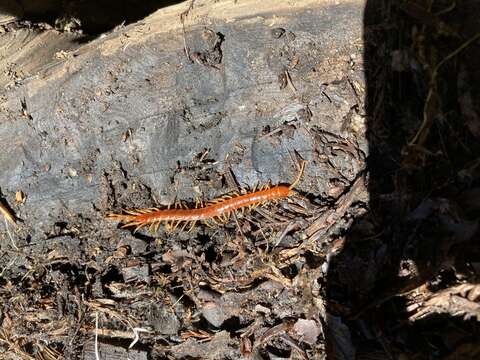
[149,305,181,335]
[201,301,226,327]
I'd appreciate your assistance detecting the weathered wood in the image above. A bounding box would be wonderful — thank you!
[0,0,366,358]
[83,341,147,360]
[0,0,365,232]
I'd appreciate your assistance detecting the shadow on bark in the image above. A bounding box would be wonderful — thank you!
[325,1,480,358]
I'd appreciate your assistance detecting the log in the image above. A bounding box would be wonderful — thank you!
[0,0,365,238]
[0,0,366,358]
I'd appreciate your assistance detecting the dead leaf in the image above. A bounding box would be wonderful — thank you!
[15,191,26,204]
[292,319,321,345]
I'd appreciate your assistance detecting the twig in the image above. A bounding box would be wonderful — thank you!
[0,200,16,225]
[0,255,18,277]
[180,0,196,62]
[4,218,18,251]
[409,32,480,147]
[285,70,297,93]
[128,327,150,349]
[95,312,100,360]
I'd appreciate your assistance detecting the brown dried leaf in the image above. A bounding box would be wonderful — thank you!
[291,319,321,345]
[409,283,480,321]
[15,190,26,204]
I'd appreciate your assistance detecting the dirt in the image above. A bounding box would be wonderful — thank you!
[0,0,478,359]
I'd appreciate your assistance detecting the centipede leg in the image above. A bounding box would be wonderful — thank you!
[204,219,215,228]
[149,221,161,233]
[149,222,156,233]
[222,212,229,223]
[152,221,161,233]
[180,221,189,232]
[188,220,197,232]
[204,220,213,228]
[134,223,145,233]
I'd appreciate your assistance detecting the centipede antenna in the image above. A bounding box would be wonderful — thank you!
[288,160,307,190]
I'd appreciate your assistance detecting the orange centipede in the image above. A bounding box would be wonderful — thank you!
[108,161,306,233]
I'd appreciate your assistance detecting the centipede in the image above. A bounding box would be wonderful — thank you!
[108,161,306,233]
